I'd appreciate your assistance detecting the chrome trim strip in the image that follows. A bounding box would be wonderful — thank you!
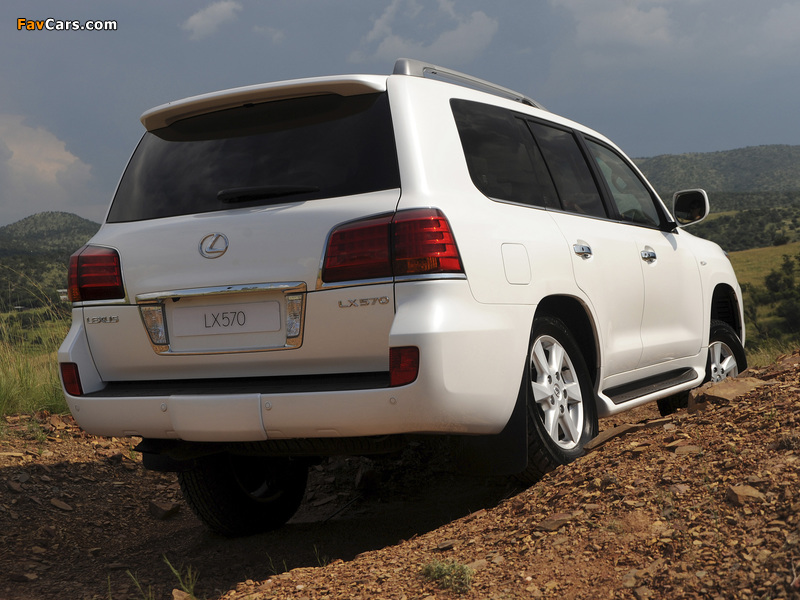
[393,273,467,284]
[316,277,395,291]
[136,282,305,304]
[315,273,466,291]
[72,298,130,307]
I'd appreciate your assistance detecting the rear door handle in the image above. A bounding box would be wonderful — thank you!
[641,250,657,263]
[573,244,592,259]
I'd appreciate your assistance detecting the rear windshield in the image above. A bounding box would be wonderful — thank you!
[107,93,400,222]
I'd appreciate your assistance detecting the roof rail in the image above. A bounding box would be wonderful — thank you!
[393,58,547,111]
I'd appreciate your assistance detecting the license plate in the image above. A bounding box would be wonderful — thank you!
[171,301,281,337]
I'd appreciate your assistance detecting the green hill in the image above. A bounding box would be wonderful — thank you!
[0,212,100,310]
[635,145,800,252]
[635,145,800,198]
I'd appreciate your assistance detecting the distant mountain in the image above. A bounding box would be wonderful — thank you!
[0,212,99,310]
[635,144,800,199]
[633,145,800,252]
[0,212,100,256]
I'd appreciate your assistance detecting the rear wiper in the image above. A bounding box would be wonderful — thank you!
[217,185,320,204]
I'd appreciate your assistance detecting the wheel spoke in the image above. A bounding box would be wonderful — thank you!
[563,380,582,404]
[719,353,738,378]
[531,381,552,403]
[532,341,552,378]
[710,343,722,369]
[544,407,559,441]
[549,343,565,374]
[560,410,580,444]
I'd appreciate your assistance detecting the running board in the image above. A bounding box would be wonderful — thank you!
[605,368,698,405]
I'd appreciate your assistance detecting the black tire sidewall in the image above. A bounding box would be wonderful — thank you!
[178,454,307,536]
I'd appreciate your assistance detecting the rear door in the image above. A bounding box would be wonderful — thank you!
[526,120,646,376]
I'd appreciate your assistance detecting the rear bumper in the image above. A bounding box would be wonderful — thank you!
[60,281,534,441]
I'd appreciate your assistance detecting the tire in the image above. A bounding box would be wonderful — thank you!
[178,454,308,536]
[657,319,747,416]
[706,319,747,383]
[656,391,689,417]
[517,315,598,485]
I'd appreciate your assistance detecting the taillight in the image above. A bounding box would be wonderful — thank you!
[321,214,393,283]
[321,209,463,283]
[68,246,125,302]
[393,209,462,276]
[390,346,419,387]
[60,363,83,396]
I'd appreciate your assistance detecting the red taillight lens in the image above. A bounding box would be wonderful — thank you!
[390,346,419,387]
[321,215,393,283]
[393,209,462,276]
[68,246,124,302]
[321,209,463,283]
[60,363,83,396]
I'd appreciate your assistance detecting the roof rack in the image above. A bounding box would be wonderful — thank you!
[393,58,547,111]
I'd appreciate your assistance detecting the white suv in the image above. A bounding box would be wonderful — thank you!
[59,59,746,535]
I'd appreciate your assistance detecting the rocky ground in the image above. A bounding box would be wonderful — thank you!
[1,355,799,600]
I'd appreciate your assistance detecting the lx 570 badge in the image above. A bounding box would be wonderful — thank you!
[338,297,390,308]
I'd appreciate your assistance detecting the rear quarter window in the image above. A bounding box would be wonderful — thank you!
[108,93,400,223]
[451,99,559,209]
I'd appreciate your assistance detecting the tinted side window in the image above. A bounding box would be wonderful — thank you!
[527,122,607,218]
[451,99,559,209]
[585,140,662,228]
[108,93,400,223]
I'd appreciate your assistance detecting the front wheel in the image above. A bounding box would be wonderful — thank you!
[517,316,598,485]
[707,319,747,383]
[657,319,747,416]
[178,454,308,536]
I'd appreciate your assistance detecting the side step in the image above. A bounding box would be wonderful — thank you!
[605,368,698,405]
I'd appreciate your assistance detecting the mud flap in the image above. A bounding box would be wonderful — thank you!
[450,386,528,475]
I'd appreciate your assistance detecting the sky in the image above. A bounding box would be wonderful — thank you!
[1,0,799,226]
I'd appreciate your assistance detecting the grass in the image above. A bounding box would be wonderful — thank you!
[126,556,202,600]
[728,241,800,288]
[420,559,473,594]
[0,304,70,418]
[743,337,800,368]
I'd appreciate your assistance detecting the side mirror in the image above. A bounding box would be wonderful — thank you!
[673,189,709,227]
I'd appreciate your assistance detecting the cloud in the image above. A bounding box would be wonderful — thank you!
[748,3,800,60]
[182,1,242,40]
[253,25,286,45]
[0,115,98,225]
[351,0,499,67]
[550,0,672,49]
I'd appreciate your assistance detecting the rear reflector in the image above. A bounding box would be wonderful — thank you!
[68,246,125,302]
[60,363,83,397]
[390,346,419,387]
[321,209,462,283]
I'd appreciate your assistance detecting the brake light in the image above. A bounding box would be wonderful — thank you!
[68,246,125,302]
[60,363,83,396]
[393,209,462,276]
[321,209,462,283]
[390,346,419,387]
[321,215,393,283]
